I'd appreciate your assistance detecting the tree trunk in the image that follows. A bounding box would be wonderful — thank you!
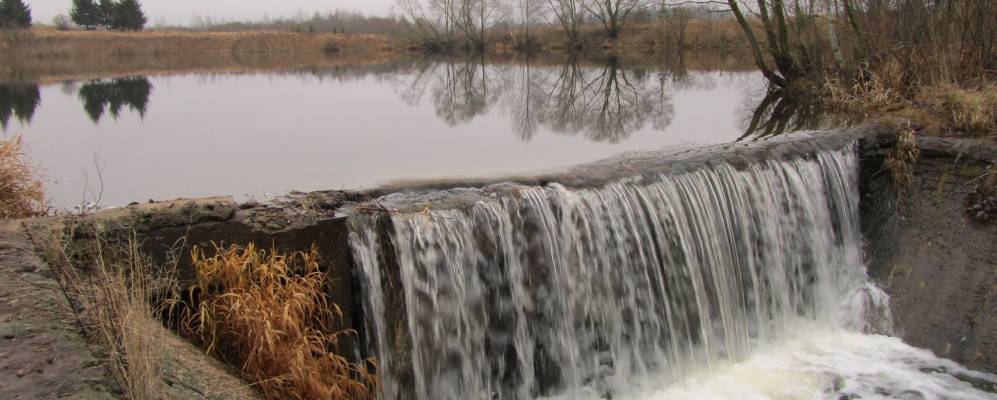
[728,0,788,87]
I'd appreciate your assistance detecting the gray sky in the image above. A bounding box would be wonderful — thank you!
[30,0,397,26]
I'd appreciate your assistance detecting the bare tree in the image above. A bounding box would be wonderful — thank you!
[547,0,586,46]
[512,0,544,48]
[397,0,504,51]
[725,0,810,87]
[579,0,648,39]
[456,0,503,50]
[396,0,461,49]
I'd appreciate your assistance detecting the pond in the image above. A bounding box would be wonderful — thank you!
[2,53,766,209]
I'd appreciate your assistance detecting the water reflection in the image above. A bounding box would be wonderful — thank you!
[5,58,735,144]
[738,88,856,141]
[395,56,692,143]
[78,77,153,123]
[12,55,763,207]
[0,83,41,130]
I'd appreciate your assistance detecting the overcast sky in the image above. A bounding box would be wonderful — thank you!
[30,0,397,26]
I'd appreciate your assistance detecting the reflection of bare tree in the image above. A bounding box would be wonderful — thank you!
[527,57,673,143]
[394,56,677,143]
[394,56,501,126]
[737,89,840,141]
[505,62,546,140]
[430,56,499,125]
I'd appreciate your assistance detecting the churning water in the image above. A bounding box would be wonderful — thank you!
[348,143,997,400]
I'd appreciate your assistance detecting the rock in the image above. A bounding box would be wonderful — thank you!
[15,369,25,377]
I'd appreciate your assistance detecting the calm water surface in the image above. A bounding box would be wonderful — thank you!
[2,56,765,208]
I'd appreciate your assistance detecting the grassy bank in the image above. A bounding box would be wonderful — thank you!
[2,19,750,61]
[0,29,399,59]
[0,50,407,84]
[824,81,997,138]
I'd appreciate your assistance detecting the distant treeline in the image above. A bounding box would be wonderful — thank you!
[175,4,735,52]
[394,0,730,51]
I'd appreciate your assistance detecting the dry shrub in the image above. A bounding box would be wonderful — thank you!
[886,124,921,194]
[0,136,46,219]
[48,231,168,400]
[182,244,378,400]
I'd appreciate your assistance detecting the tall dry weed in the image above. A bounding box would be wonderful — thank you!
[0,135,46,219]
[182,244,378,400]
[48,230,169,400]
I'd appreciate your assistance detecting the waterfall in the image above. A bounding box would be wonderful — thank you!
[348,142,893,400]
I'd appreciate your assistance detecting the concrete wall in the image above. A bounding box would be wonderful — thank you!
[860,134,997,373]
[45,127,997,376]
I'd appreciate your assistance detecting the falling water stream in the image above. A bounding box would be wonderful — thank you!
[349,142,997,400]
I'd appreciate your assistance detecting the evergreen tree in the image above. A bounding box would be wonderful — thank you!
[110,0,145,31]
[0,0,33,27]
[70,0,100,30]
[96,0,114,28]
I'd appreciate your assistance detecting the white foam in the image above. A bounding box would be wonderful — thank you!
[612,327,997,400]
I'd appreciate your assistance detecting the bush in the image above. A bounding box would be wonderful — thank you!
[53,14,72,30]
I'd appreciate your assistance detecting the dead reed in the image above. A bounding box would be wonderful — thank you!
[182,244,378,400]
[0,135,46,219]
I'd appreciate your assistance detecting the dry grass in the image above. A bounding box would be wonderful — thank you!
[823,61,905,115]
[1,29,399,59]
[0,136,46,219]
[1,50,407,85]
[919,84,997,135]
[822,64,997,138]
[181,244,378,400]
[46,230,170,400]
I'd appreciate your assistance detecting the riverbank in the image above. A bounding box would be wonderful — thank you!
[2,20,748,61]
[0,29,400,59]
[0,50,409,84]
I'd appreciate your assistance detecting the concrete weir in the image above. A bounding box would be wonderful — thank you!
[3,124,996,398]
